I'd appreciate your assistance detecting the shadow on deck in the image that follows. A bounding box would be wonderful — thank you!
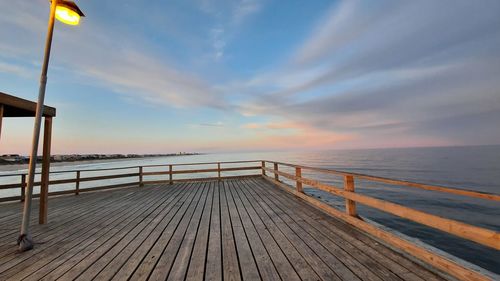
[0,177,449,281]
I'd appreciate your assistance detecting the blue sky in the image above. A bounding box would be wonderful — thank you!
[1,0,500,154]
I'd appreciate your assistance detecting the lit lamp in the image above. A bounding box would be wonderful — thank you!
[18,0,84,252]
[55,2,85,25]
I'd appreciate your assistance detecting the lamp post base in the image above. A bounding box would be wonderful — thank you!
[17,234,34,252]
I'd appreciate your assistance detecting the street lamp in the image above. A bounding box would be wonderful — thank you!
[18,0,84,252]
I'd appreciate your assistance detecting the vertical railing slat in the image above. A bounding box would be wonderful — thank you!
[75,171,80,195]
[169,165,173,185]
[21,174,26,202]
[295,167,303,193]
[139,166,143,187]
[274,163,279,181]
[217,163,221,181]
[344,175,357,216]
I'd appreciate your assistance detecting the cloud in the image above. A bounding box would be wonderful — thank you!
[0,1,227,110]
[199,122,224,127]
[232,0,261,24]
[0,62,32,77]
[210,28,226,60]
[235,0,500,147]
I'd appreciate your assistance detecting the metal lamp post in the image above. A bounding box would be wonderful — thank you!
[18,0,84,252]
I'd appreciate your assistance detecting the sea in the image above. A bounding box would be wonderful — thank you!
[1,145,499,274]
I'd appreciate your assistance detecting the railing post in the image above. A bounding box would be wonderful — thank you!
[169,165,173,185]
[21,174,26,202]
[75,171,80,195]
[344,175,357,217]
[261,161,266,176]
[274,163,279,181]
[295,167,303,193]
[139,166,144,187]
[217,163,221,181]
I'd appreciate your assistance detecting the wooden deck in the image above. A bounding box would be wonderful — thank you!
[0,177,448,281]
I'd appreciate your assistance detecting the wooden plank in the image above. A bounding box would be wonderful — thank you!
[250,178,402,281]
[72,184,194,281]
[142,175,260,185]
[0,186,137,255]
[224,179,260,280]
[203,180,223,281]
[0,185,170,279]
[146,183,209,281]
[241,180,342,281]
[234,179,322,281]
[220,181,247,281]
[129,183,205,280]
[263,176,490,281]
[251,179,363,281]
[0,185,125,235]
[255,177,436,281]
[39,116,52,224]
[33,184,182,281]
[228,179,300,281]
[184,181,214,281]
[106,183,199,281]
[168,182,214,281]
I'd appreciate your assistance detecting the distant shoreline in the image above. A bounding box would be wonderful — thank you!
[0,153,201,166]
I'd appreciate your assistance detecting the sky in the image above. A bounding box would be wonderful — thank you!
[0,0,499,154]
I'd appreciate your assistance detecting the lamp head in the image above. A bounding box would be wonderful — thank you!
[52,0,85,25]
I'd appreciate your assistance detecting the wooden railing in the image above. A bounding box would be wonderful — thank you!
[261,160,499,281]
[1,159,498,280]
[0,160,262,203]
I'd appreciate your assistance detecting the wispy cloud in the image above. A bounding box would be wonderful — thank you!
[210,27,226,60]
[199,121,224,127]
[0,1,228,109]
[235,0,500,147]
[232,0,261,24]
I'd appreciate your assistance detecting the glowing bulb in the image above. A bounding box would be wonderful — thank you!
[55,5,81,25]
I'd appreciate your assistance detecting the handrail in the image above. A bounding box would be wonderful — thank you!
[263,160,500,201]
[262,166,500,250]
[0,160,262,177]
[0,161,263,201]
[261,161,500,250]
[260,160,499,281]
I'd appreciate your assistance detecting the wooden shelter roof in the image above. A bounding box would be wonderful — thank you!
[0,91,56,117]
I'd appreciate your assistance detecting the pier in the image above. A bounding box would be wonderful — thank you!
[0,160,498,280]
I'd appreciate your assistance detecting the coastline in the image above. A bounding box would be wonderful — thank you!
[0,153,201,172]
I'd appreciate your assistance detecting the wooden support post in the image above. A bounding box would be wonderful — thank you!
[39,116,52,224]
[75,171,80,195]
[169,165,173,185]
[344,175,357,216]
[0,104,3,141]
[217,163,221,181]
[139,166,144,187]
[21,174,26,202]
[296,167,303,193]
[261,161,266,176]
[274,163,279,181]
